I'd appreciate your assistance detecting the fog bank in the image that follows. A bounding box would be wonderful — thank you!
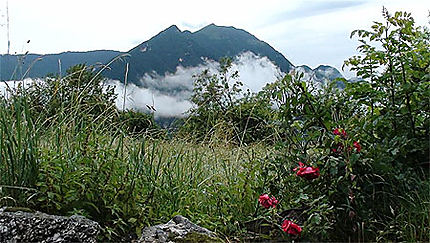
[109,52,283,117]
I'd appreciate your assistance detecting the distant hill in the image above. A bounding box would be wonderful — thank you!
[295,64,344,86]
[103,24,294,84]
[0,24,345,85]
[0,50,121,80]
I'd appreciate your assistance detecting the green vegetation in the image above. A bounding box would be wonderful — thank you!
[0,9,428,242]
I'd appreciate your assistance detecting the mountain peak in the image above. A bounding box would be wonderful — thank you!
[297,65,312,72]
[200,23,234,31]
[148,25,182,41]
[104,23,295,82]
[315,65,333,70]
[164,25,181,33]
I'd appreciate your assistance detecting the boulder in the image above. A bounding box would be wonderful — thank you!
[0,207,100,243]
[139,215,221,243]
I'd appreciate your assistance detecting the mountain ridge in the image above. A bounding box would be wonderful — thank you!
[0,24,344,85]
[102,23,296,84]
[0,50,121,80]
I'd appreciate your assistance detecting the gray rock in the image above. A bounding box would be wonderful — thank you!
[0,207,100,243]
[139,215,221,243]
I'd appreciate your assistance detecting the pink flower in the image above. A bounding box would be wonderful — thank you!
[294,162,320,180]
[258,194,278,209]
[282,220,302,235]
[353,141,361,153]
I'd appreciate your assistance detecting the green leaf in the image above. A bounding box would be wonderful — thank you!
[128,217,137,224]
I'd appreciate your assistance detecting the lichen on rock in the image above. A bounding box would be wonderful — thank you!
[139,215,222,243]
[0,207,100,243]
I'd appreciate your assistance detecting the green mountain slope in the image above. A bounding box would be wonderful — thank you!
[0,24,344,85]
[103,24,294,84]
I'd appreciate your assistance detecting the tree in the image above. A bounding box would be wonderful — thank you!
[344,7,429,166]
[182,57,244,142]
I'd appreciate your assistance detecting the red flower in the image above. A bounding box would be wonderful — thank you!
[353,141,361,153]
[333,128,347,139]
[294,162,320,180]
[282,220,302,235]
[259,194,278,209]
[293,162,305,169]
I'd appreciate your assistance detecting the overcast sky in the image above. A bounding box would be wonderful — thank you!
[0,0,428,77]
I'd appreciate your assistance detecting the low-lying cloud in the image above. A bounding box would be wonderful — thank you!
[109,81,194,118]
[1,52,284,118]
[0,78,36,97]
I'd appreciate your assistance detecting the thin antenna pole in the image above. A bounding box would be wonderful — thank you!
[6,0,10,55]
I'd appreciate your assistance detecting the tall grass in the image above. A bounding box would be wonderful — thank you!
[36,129,270,240]
[0,64,428,242]
[0,75,272,240]
[0,92,39,205]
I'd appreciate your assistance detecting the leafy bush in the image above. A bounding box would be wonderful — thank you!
[251,8,429,242]
[116,109,162,137]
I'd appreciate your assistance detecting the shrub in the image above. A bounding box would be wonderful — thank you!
[253,8,429,241]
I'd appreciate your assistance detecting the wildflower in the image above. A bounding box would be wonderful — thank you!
[333,128,347,139]
[282,220,302,235]
[258,194,278,209]
[353,141,361,153]
[293,162,320,180]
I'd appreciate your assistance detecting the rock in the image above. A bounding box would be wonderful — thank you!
[139,215,221,243]
[0,207,100,243]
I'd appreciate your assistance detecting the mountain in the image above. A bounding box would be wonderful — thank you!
[295,65,344,87]
[0,50,121,81]
[103,24,294,84]
[0,24,344,85]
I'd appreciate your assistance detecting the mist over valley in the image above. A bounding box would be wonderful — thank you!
[0,24,345,118]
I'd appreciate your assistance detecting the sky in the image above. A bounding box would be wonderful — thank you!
[0,0,429,77]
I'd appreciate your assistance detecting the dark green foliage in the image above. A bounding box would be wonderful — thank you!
[27,64,118,126]
[0,94,39,205]
[344,8,429,167]
[117,109,162,137]
[252,8,429,242]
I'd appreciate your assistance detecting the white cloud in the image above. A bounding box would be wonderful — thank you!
[0,52,282,118]
[228,52,283,92]
[110,80,193,118]
[109,51,282,117]
[0,78,35,97]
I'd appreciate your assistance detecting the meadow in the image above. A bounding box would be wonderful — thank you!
[0,10,429,242]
